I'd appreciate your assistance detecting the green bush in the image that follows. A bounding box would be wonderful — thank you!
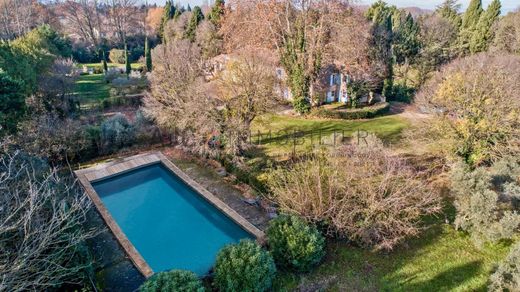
[489,242,520,291]
[214,239,276,292]
[266,215,326,272]
[139,270,204,292]
[109,49,126,64]
[310,102,390,120]
[292,97,311,114]
[100,114,135,154]
[451,158,520,247]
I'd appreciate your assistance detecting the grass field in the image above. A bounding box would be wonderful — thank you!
[74,62,142,108]
[274,222,514,291]
[74,74,111,106]
[251,114,409,157]
[249,112,515,291]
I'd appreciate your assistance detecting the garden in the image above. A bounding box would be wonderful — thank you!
[0,0,519,291]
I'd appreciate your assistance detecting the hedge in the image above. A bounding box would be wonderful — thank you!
[310,102,390,120]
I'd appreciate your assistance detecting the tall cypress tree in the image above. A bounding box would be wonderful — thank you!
[145,37,152,72]
[102,50,108,74]
[208,0,225,27]
[366,1,395,95]
[124,43,131,76]
[393,12,421,65]
[458,0,483,54]
[461,0,483,30]
[470,0,501,53]
[185,6,204,42]
[158,1,172,41]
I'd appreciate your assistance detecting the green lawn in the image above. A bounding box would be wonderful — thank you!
[79,62,142,70]
[274,222,515,291]
[73,62,143,108]
[248,113,514,291]
[251,114,408,157]
[74,74,110,105]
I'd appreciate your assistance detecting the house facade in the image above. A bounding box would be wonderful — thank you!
[325,72,350,104]
[205,54,366,105]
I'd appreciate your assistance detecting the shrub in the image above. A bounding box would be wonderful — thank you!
[416,54,520,166]
[293,97,311,114]
[268,137,441,250]
[139,270,204,292]
[109,49,126,64]
[214,240,276,292]
[105,68,122,83]
[310,102,390,120]
[100,114,135,154]
[451,157,520,247]
[489,242,520,291]
[266,215,326,272]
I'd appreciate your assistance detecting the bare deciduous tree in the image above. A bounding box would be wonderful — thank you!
[143,40,221,157]
[269,136,441,250]
[105,0,143,44]
[0,144,96,291]
[221,1,377,110]
[59,0,104,47]
[416,53,520,166]
[0,0,39,40]
[216,50,279,154]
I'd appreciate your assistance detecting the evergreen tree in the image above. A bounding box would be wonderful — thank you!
[366,1,395,93]
[393,12,421,65]
[0,70,26,136]
[208,0,225,27]
[102,50,108,74]
[185,6,204,42]
[470,0,501,53]
[173,7,182,20]
[458,0,483,54]
[145,37,152,72]
[187,4,191,12]
[436,0,462,27]
[461,0,483,30]
[124,43,131,76]
[158,0,172,41]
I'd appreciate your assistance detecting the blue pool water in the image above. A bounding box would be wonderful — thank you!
[92,163,253,275]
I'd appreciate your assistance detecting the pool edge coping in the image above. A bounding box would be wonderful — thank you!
[75,151,265,279]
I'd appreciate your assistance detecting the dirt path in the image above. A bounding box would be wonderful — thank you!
[390,102,432,122]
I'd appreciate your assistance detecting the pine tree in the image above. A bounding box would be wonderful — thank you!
[102,50,108,74]
[461,0,483,30]
[366,1,395,93]
[393,12,421,65]
[145,37,152,72]
[185,6,204,42]
[436,0,462,27]
[173,7,182,20]
[208,0,225,27]
[187,4,191,12]
[458,0,483,54]
[470,0,501,53]
[0,69,26,136]
[124,43,131,76]
[158,1,172,41]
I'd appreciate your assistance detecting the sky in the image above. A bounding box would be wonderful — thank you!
[148,0,519,14]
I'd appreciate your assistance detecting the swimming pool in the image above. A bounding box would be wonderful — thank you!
[89,161,255,276]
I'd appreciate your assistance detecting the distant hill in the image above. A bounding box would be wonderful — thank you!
[354,5,433,18]
[402,6,433,17]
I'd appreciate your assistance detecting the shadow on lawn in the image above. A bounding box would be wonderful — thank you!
[402,261,484,292]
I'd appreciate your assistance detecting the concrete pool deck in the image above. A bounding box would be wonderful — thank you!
[75,151,265,279]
